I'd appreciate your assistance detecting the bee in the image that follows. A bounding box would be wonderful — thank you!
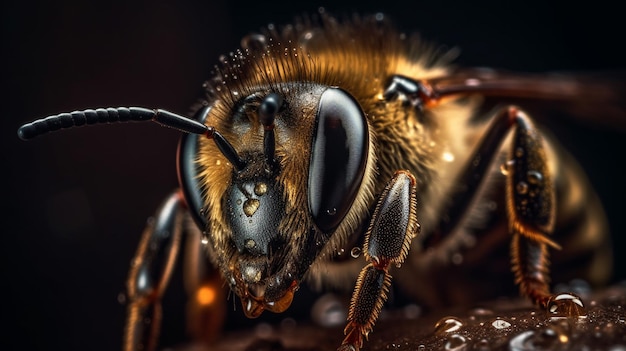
[17,11,617,351]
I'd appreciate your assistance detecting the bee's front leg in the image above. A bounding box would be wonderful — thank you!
[339,170,419,351]
[124,191,185,351]
[124,190,226,351]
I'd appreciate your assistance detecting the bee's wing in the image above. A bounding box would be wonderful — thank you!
[432,68,626,130]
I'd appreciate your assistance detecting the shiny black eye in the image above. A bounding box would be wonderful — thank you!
[308,88,369,233]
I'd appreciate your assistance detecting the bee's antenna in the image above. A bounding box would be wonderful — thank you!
[258,93,282,170]
[18,106,247,171]
[205,126,247,171]
[17,107,204,140]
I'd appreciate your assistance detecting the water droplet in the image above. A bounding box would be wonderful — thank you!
[201,236,209,245]
[508,331,536,351]
[500,160,515,175]
[491,318,511,329]
[516,182,529,195]
[245,239,256,250]
[243,199,260,217]
[241,34,267,50]
[434,316,463,334]
[236,199,242,205]
[527,170,543,184]
[311,293,347,327]
[445,334,467,351]
[350,247,362,258]
[254,182,267,196]
[515,147,524,158]
[509,328,562,351]
[547,293,587,318]
[470,307,494,319]
[302,30,314,41]
[418,345,425,351]
[473,339,491,351]
[326,208,337,216]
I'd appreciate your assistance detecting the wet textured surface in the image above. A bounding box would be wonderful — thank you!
[183,283,626,351]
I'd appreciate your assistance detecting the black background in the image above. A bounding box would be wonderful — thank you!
[2,1,625,350]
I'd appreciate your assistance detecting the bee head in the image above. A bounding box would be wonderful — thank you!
[183,85,370,317]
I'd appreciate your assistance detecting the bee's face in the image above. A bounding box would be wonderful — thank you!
[197,81,371,316]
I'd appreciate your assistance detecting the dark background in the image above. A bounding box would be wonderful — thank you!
[2,1,624,350]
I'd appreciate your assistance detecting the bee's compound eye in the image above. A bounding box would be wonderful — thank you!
[308,88,369,233]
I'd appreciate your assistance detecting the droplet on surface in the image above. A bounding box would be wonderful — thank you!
[509,328,562,351]
[254,182,267,196]
[243,199,260,217]
[301,30,315,42]
[509,331,536,351]
[445,334,467,351]
[434,316,463,334]
[469,307,494,320]
[491,318,511,329]
[527,170,543,184]
[245,239,257,250]
[240,33,268,51]
[350,247,362,258]
[547,293,587,318]
[311,293,347,328]
[516,182,529,195]
[500,160,515,175]
[473,339,491,351]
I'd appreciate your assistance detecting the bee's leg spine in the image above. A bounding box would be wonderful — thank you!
[339,170,419,351]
